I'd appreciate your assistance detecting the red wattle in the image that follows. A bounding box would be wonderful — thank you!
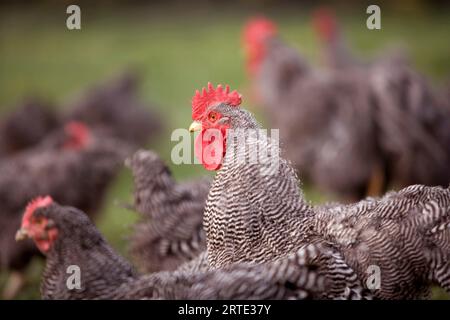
[194,128,226,171]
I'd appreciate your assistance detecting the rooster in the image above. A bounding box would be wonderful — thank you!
[17,197,370,299]
[0,121,132,299]
[188,83,450,299]
[125,149,210,273]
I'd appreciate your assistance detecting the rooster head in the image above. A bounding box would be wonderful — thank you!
[242,16,278,76]
[312,7,338,42]
[16,196,57,253]
[190,83,242,171]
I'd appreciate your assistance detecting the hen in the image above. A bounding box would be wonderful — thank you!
[0,99,59,157]
[64,71,162,146]
[0,122,132,298]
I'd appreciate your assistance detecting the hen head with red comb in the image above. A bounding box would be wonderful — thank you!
[16,196,57,253]
[189,83,243,171]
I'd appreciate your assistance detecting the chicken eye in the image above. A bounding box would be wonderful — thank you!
[31,217,43,227]
[208,112,218,122]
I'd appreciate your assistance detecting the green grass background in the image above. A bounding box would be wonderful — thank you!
[0,2,449,299]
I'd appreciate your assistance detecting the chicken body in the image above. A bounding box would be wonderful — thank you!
[64,71,162,146]
[29,201,368,300]
[200,102,450,299]
[38,205,137,299]
[249,29,380,201]
[368,56,450,188]
[313,12,450,190]
[126,149,210,272]
[248,18,450,200]
[0,129,132,282]
[0,100,59,157]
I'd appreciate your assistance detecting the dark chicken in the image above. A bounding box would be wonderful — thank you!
[0,122,132,299]
[126,149,210,273]
[243,17,380,200]
[189,83,450,299]
[15,197,137,299]
[64,71,162,146]
[0,99,59,157]
[368,56,450,188]
[0,72,163,158]
[17,197,369,300]
[312,9,450,189]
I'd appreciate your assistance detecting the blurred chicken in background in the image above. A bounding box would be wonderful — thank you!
[64,71,163,146]
[0,99,59,158]
[0,71,165,298]
[0,122,133,299]
[312,7,450,191]
[243,16,380,201]
[244,12,450,201]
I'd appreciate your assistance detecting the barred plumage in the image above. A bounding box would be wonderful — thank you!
[37,205,137,300]
[29,201,368,300]
[109,243,372,300]
[200,101,450,299]
[126,149,211,272]
[314,184,450,298]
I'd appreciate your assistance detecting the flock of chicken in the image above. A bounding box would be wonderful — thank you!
[1,11,449,300]
[0,73,161,298]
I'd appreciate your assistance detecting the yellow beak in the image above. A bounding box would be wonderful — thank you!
[189,121,202,132]
[15,228,29,241]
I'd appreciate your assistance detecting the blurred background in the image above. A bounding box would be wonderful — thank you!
[0,0,449,299]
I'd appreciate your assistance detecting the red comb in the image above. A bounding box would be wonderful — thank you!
[243,16,278,45]
[312,7,337,41]
[192,83,242,120]
[22,196,54,229]
[243,17,277,76]
[64,121,91,149]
